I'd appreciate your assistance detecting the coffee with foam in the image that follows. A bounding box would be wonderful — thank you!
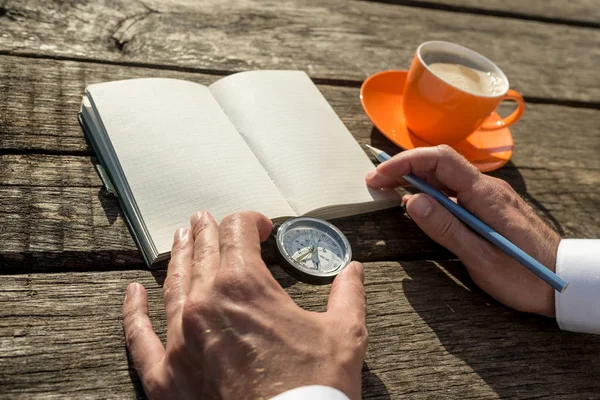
[403,41,524,145]
[428,62,507,97]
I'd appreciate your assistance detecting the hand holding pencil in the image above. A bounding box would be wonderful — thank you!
[365,144,564,318]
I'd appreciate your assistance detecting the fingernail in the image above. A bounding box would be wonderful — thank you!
[401,194,412,219]
[409,194,433,218]
[126,283,139,300]
[175,227,189,241]
[190,211,204,227]
[366,170,377,180]
[402,194,412,206]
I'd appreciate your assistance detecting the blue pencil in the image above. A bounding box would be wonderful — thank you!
[366,144,568,293]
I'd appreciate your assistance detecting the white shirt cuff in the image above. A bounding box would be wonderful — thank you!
[270,385,350,400]
[555,239,600,335]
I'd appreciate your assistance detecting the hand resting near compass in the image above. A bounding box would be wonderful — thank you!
[122,211,367,400]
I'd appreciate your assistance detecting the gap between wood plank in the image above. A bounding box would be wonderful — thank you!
[0,148,90,157]
[0,51,598,112]
[0,253,460,275]
[364,0,600,29]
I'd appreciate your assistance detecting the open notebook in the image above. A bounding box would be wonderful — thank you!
[79,70,399,266]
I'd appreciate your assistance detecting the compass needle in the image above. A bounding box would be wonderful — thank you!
[309,231,320,270]
[295,249,313,262]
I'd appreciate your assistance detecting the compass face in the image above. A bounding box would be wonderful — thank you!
[275,217,352,282]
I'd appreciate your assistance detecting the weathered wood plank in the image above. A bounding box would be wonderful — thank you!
[1,55,599,170]
[0,178,448,271]
[1,263,599,399]
[0,184,145,270]
[0,1,598,101]
[406,0,600,24]
[0,57,598,272]
[1,150,599,272]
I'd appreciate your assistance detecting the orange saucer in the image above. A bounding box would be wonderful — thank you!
[360,70,514,172]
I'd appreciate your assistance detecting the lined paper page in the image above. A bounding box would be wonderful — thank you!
[209,71,397,215]
[87,78,294,255]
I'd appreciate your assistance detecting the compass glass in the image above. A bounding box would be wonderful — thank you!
[275,217,352,281]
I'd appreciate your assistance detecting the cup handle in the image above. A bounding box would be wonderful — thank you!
[479,89,525,131]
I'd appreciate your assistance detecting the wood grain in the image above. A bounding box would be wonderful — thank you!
[1,262,599,399]
[0,1,598,101]
[399,0,600,24]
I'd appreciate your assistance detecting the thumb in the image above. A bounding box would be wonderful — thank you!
[405,193,485,263]
[327,261,366,323]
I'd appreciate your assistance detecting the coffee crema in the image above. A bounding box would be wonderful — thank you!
[427,62,507,97]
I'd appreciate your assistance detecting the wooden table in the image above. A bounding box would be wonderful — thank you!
[1,1,599,398]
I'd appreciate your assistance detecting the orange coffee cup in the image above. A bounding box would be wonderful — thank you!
[403,41,525,145]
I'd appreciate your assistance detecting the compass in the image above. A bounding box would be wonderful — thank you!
[274,217,352,284]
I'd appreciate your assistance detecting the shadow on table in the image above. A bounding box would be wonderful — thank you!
[126,356,147,400]
[370,127,564,235]
[363,362,391,399]
[97,188,121,225]
[400,259,600,397]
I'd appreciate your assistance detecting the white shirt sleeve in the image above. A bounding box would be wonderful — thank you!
[555,239,600,335]
[269,386,350,400]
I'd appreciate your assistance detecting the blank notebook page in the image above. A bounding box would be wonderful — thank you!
[209,71,393,215]
[87,78,294,254]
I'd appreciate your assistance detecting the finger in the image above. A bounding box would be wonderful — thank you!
[327,262,366,325]
[405,193,488,265]
[164,228,193,319]
[218,211,273,276]
[123,283,165,381]
[403,194,456,206]
[366,145,480,194]
[365,169,400,189]
[190,211,220,284]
